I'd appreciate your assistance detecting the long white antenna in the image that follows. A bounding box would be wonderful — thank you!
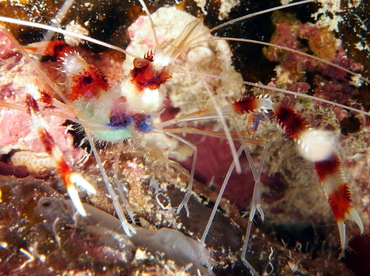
[43,0,75,42]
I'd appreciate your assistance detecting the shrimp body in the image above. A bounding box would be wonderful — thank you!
[0,7,205,235]
[16,35,176,230]
[26,39,167,143]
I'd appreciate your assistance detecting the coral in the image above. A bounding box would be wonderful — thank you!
[0,0,369,275]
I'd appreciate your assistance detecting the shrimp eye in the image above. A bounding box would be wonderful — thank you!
[133,58,150,69]
[82,75,93,85]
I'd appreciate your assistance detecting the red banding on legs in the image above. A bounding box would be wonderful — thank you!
[274,105,307,141]
[314,152,341,181]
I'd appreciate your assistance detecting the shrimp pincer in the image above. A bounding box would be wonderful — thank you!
[231,95,364,249]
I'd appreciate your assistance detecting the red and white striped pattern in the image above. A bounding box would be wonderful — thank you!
[232,95,364,249]
[25,86,96,216]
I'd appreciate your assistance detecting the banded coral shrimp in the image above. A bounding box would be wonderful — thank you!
[0,0,368,274]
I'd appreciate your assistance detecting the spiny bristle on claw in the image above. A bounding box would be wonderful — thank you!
[30,40,110,101]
